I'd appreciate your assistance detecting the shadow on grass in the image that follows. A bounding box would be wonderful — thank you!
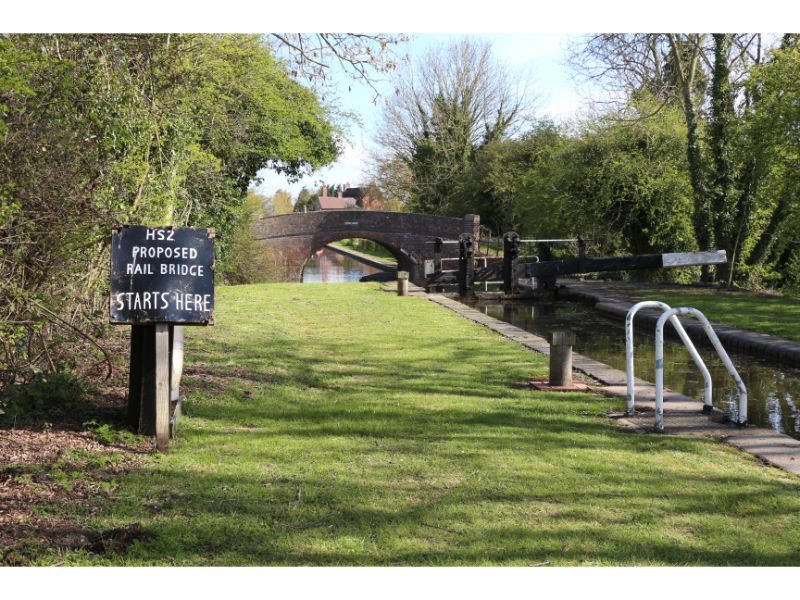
[39,285,800,565]
[106,459,800,566]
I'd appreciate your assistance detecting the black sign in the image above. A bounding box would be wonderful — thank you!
[110,225,214,325]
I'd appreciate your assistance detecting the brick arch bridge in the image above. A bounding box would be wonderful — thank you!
[252,211,480,284]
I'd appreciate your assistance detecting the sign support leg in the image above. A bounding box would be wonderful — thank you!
[127,325,144,429]
[155,323,170,451]
[170,326,184,437]
[138,325,157,435]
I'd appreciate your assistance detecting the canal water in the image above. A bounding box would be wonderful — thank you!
[302,247,387,283]
[471,299,800,439]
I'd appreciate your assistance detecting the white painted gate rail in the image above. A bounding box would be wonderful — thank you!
[626,301,712,418]
[654,307,748,432]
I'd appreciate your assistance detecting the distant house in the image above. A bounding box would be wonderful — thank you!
[313,183,371,211]
[342,186,371,209]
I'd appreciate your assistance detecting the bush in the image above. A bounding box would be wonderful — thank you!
[1,372,86,426]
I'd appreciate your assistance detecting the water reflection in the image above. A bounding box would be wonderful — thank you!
[474,300,800,438]
[302,247,385,283]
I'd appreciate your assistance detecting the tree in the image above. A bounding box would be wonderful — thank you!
[268,33,408,99]
[553,102,696,267]
[742,39,800,289]
[0,34,339,386]
[373,38,534,216]
[293,187,317,212]
[368,155,413,208]
[568,33,780,282]
[271,189,294,215]
[220,189,274,285]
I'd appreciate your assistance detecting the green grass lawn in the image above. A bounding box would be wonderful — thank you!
[33,283,800,565]
[331,239,397,264]
[633,288,800,341]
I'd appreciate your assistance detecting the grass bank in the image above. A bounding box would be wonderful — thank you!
[331,239,397,264]
[638,289,800,341]
[611,285,800,341]
[27,283,800,565]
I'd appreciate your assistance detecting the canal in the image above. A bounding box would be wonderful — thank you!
[471,299,800,439]
[302,246,391,283]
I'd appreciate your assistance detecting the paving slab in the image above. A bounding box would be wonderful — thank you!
[724,429,800,474]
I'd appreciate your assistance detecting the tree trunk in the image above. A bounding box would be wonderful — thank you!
[669,34,713,282]
[747,198,789,267]
[709,34,736,282]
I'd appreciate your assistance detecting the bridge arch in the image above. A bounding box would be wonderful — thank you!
[299,234,403,279]
[252,210,480,285]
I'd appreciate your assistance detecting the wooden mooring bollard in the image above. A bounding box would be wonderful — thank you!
[397,271,409,296]
[548,330,575,387]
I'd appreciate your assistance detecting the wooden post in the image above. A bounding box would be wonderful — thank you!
[502,231,520,294]
[548,330,575,387]
[154,323,170,452]
[127,325,144,429]
[138,325,157,435]
[397,271,409,296]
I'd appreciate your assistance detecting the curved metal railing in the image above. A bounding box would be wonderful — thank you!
[625,301,712,417]
[654,307,748,431]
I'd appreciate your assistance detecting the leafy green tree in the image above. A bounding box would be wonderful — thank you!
[514,101,696,280]
[271,189,294,215]
[569,33,783,283]
[0,34,339,384]
[742,40,800,289]
[219,189,276,284]
[374,39,532,216]
[456,120,566,236]
[293,187,316,212]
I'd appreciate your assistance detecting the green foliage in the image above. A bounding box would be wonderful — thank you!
[458,107,697,281]
[293,187,317,212]
[217,189,275,285]
[378,39,527,217]
[0,34,338,386]
[743,43,800,288]
[83,420,142,446]
[1,372,85,425]
[459,121,568,235]
[335,238,397,261]
[271,189,294,215]
[551,103,696,264]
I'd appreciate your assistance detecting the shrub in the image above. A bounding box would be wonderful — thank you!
[1,372,85,426]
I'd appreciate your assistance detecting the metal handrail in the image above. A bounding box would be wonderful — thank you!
[655,307,748,431]
[626,301,712,417]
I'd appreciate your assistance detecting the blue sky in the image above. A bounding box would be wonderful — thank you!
[256,33,590,199]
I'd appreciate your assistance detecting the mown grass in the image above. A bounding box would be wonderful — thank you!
[331,239,397,264]
[634,287,800,341]
[32,283,800,565]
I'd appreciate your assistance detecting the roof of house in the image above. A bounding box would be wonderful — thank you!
[342,187,366,201]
